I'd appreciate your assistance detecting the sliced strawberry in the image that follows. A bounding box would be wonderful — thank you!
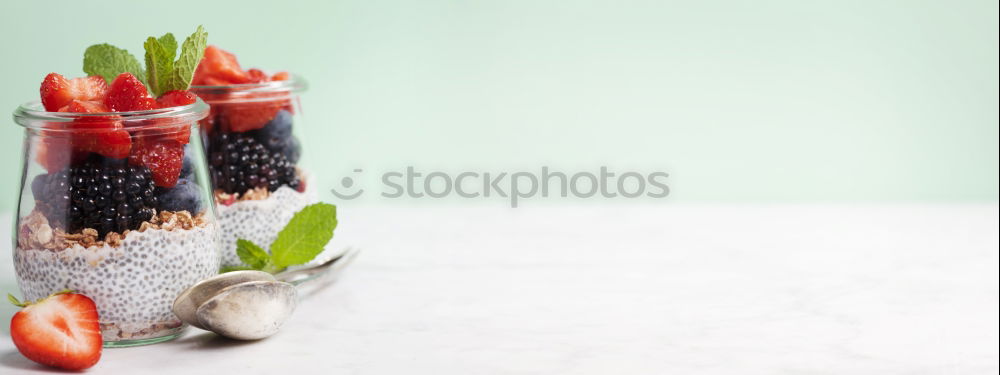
[9,292,102,371]
[271,71,290,81]
[60,100,131,159]
[192,45,249,85]
[152,91,197,144]
[129,138,184,187]
[72,125,132,159]
[197,76,237,86]
[246,68,268,83]
[105,73,157,112]
[156,90,198,108]
[218,98,287,132]
[59,99,108,113]
[141,124,191,145]
[40,73,109,112]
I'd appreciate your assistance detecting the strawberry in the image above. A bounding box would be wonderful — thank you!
[61,100,132,159]
[143,123,191,145]
[129,138,184,187]
[192,45,249,85]
[105,73,157,112]
[246,68,268,83]
[9,291,102,371]
[218,98,286,132]
[40,73,109,112]
[59,99,109,113]
[153,90,198,144]
[156,90,198,108]
[271,71,290,81]
[197,76,236,86]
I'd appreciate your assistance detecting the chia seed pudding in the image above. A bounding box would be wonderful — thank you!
[15,210,219,342]
[214,174,317,268]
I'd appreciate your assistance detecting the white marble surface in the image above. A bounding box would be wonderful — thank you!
[0,204,997,374]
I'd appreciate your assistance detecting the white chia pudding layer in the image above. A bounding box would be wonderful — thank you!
[14,225,219,342]
[216,182,316,268]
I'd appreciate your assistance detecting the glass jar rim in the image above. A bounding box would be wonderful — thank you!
[14,99,209,132]
[190,74,307,103]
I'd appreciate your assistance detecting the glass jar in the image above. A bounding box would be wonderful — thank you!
[191,77,316,269]
[12,100,220,347]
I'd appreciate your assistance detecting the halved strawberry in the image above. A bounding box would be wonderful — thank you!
[40,73,109,112]
[271,71,290,81]
[105,73,157,112]
[196,76,237,86]
[246,68,268,83]
[9,291,102,371]
[153,90,198,144]
[156,90,198,108]
[61,100,132,159]
[218,98,287,132]
[58,99,109,113]
[192,45,249,85]
[129,138,184,187]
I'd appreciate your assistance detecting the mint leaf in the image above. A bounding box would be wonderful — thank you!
[270,203,338,269]
[167,25,208,92]
[83,44,145,84]
[236,239,271,270]
[157,33,178,58]
[144,33,177,97]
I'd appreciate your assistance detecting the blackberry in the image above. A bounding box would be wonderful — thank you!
[31,159,158,237]
[207,132,299,194]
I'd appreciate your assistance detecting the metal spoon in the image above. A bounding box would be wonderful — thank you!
[274,247,360,286]
[172,270,276,330]
[171,247,359,339]
[195,280,298,340]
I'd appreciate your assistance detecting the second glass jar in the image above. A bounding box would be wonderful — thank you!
[191,77,315,268]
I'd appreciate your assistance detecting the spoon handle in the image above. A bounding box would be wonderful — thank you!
[275,247,360,286]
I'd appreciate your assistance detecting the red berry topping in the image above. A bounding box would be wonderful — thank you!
[40,73,109,112]
[246,68,268,83]
[271,71,290,81]
[9,292,102,371]
[156,90,198,108]
[192,45,249,85]
[129,138,184,187]
[60,99,109,113]
[219,98,285,132]
[104,72,157,112]
[153,91,198,144]
[61,100,132,159]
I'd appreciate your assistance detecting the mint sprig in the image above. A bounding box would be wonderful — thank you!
[227,203,339,274]
[236,239,271,271]
[82,25,207,96]
[144,33,177,96]
[168,26,208,94]
[83,44,145,85]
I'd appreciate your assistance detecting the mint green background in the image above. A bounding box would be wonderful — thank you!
[1,1,997,209]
